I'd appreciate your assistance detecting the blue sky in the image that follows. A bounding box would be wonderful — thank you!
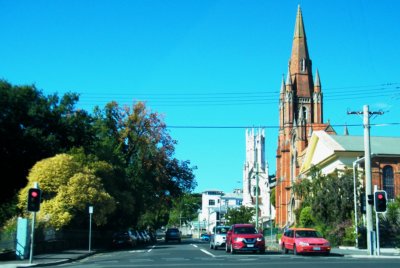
[1,0,400,194]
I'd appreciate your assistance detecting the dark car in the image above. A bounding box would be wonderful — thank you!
[112,231,136,248]
[225,224,265,254]
[165,228,181,243]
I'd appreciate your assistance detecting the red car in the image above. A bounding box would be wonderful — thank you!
[280,228,331,255]
[225,224,265,254]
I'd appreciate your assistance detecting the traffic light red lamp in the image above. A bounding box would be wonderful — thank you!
[374,190,387,213]
[27,188,42,212]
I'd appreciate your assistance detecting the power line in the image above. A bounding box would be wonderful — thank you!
[166,122,400,129]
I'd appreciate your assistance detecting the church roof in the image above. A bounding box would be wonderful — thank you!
[300,131,400,174]
[331,135,400,155]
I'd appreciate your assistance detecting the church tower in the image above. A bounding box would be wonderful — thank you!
[243,129,274,227]
[275,6,334,227]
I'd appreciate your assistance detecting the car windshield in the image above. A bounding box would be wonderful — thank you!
[216,227,229,234]
[234,227,257,234]
[295,230,322,238]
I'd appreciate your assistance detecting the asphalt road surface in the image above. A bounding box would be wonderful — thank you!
[55,240,400,268]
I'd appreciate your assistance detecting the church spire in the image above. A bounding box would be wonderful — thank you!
[289,5,313,98]
[293,5,306,39]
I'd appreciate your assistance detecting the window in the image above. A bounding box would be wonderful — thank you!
[382,165,395,199]
[300,58,306,72]
[208,199,216,206]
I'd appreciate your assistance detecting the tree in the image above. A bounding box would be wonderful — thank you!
[225,206,255,225]
[17,153,116,230]
[0,80,95,226]
[91,101,197,229]
[293,167,357,245]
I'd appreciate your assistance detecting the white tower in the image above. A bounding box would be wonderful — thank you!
[243,128,275,227]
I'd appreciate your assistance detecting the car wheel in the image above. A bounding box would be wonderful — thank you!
[226,242,230,253]
[214,245,218,250]
[281,244,288,254]
[259,248,265,254]
[210,243,213,249]
[293,245,297,255]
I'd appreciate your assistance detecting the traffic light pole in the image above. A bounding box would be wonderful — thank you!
[29,181,39,264]
[374,186,380,256]
[348,105,383,255]
[29,211,36,264]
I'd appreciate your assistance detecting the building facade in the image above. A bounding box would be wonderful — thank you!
[300,131,400,200]
[199,189,243,233]
[275,6,335,227]
[243,128,275,227]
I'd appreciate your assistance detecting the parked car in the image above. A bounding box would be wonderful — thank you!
[210,226,229,250]
[111,231,136,249]
[200,233,210,241]
[280,228,331,255]
[225,224,265,254]
[165,228,181,243]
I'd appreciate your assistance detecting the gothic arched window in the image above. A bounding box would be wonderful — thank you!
[382,165,394,199]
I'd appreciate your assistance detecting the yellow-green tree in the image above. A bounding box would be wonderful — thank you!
[18,153,116,230]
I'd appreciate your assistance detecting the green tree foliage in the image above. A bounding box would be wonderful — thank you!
[1,79,197,232]
[379,196,400,247]
[0,80,94,225]
[293,167,357,245]
[17,153,116,230]
[299,206,314,227]
[225,206,255,225]
[167,193,201,227]
[91,101,197,229]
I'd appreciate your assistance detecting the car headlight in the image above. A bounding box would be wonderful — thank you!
[234,237,244,242]
[298,241,309,246]
[256,237,264,242]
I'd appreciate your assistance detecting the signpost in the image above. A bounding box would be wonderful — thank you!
[88,206,93,253]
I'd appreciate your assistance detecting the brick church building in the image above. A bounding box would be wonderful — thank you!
[275,6,335,227]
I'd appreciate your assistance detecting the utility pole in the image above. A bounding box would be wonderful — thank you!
[348,105,384,255]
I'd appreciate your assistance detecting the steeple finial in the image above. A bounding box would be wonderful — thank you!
[314,69,321,87]
[280,74,286,93]
[294,5,306,39]
[286,67,292,85]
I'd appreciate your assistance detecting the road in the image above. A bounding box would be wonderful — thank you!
[56,239,399,268]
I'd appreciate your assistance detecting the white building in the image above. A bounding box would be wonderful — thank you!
[243,128,275,228]
[199,189,243,233]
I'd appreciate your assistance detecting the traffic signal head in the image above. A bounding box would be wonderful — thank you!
[27,188,42,212]
[374,190,387,213]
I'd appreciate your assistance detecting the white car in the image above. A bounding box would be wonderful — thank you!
[210,226,230,250]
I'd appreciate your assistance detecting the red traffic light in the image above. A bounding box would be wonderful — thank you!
[27,188,42,212]
[374,190,387,213]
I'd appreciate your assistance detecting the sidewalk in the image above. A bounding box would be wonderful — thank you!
[0,250,96,268]
[333,246,400,258]
[1,246,400,267]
